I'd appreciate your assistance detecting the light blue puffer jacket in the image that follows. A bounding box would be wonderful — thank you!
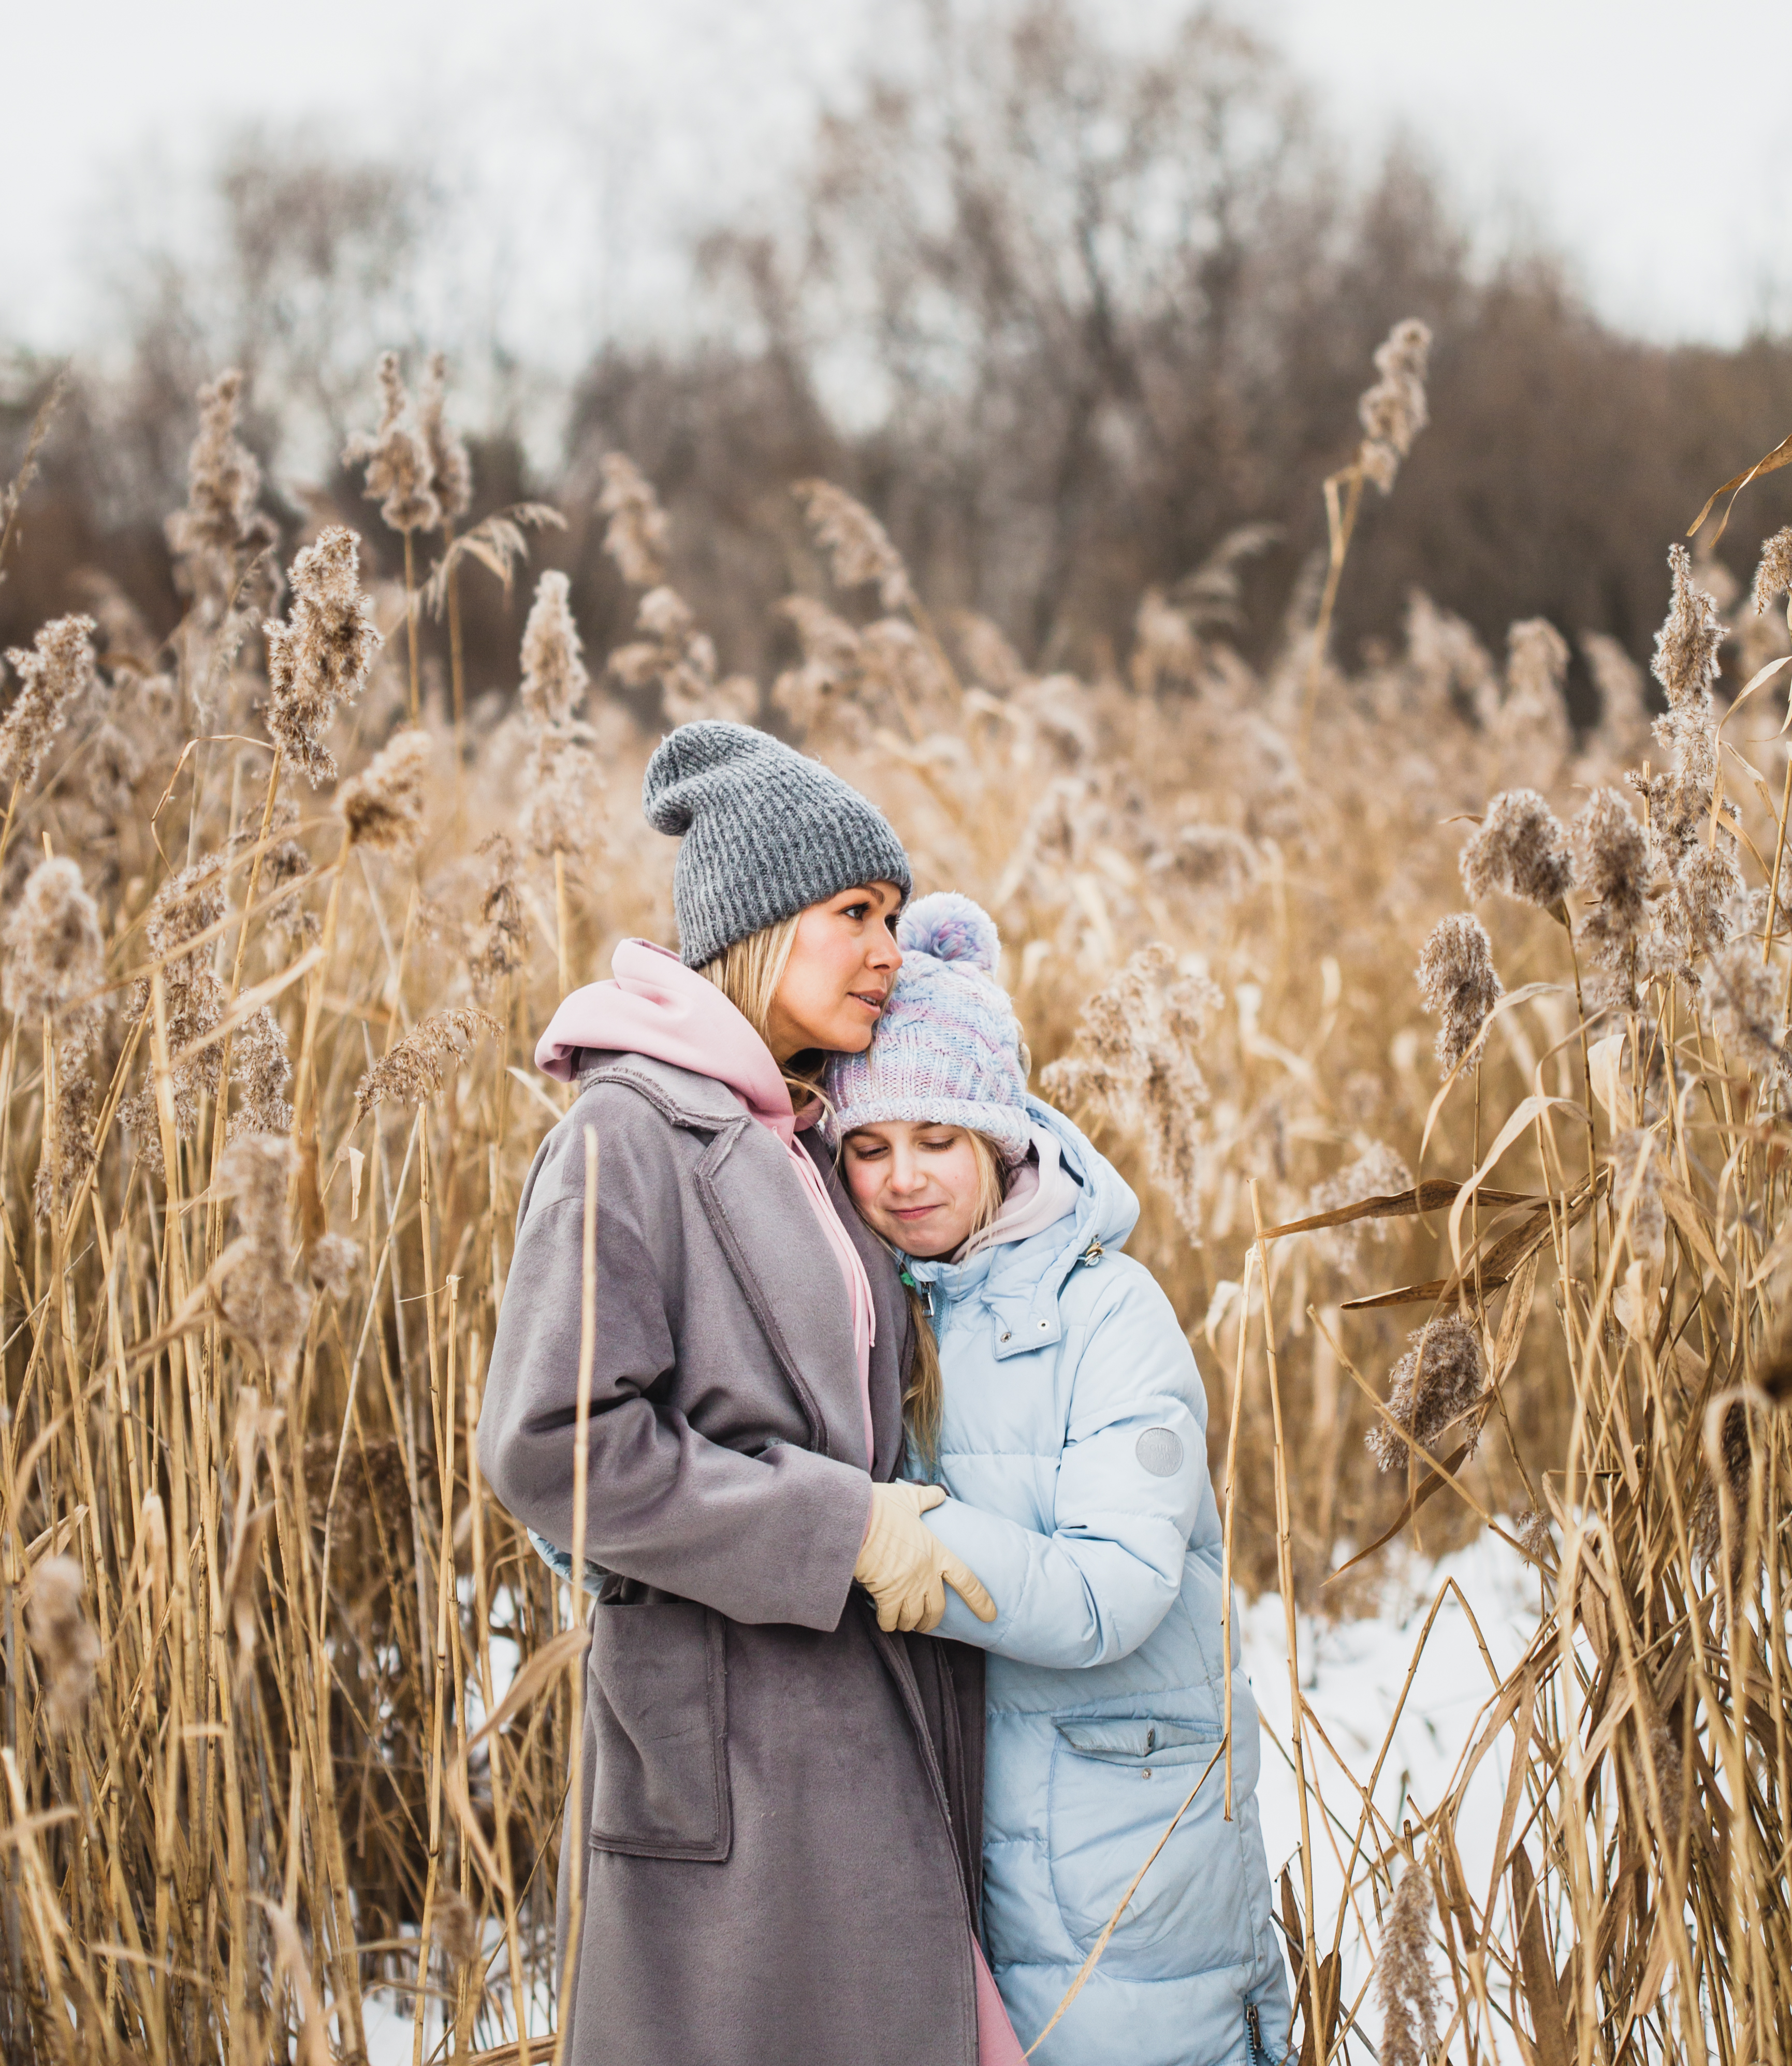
[914,1099,1291,2066]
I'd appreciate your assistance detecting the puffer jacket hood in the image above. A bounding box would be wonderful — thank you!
[903,1098,1135,1361]
[908,1097,1291,2066]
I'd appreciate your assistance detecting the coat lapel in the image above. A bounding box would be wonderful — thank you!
[695,1117,870,1469]
[802,1133,908,1481]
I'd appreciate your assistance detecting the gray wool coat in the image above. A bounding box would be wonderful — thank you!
[477,1050,987,2066]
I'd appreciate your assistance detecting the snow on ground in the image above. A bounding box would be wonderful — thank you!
[368,1537,1547,2063]
[1242,1530,1545,2047]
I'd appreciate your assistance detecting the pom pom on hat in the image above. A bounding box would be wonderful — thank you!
[824,889,1029,1161]
[897,891,1000,974]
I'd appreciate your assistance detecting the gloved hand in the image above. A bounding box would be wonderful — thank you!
[854,1482,998,1634]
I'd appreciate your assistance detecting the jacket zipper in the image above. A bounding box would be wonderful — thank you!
[1244,2001,1262,2063]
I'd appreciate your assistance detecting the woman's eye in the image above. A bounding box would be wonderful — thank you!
[843,901,869,921]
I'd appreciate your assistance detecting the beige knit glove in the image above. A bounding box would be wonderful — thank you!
[854,1482,998,1634]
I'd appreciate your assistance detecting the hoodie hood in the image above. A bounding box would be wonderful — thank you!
[534,937,797,1141]
[904,1096,1139,1360]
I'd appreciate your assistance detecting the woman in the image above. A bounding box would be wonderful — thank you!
[824,893,1291,2066]
[477,723,1016,2066]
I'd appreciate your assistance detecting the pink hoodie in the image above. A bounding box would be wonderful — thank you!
[536,940,877,1470]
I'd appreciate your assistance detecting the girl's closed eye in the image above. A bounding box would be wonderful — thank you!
[842,1121,1006,1260]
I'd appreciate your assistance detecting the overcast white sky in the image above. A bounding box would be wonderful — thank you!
[4,0,1788,358]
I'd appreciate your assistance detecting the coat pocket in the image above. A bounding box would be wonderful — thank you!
[587,1600,732,1862]
[1046,1717,1250,1972]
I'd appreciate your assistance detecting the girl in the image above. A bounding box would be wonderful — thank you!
[826,892,1292,2066]
[477,723,1018,2066]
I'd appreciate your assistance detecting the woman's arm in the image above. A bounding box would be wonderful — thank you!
[917,1266,1210,1666]
[477,1092,873,1631]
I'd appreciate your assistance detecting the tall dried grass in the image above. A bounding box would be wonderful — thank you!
[0,332,1788,2065]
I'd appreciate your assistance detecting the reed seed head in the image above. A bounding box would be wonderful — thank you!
[1672,840,1743,960]
[419,353,473,525]
[1416,913,1503,1072]
[434,1889,480,1967]
[469,834,528,998]
[1150,823,1260,901]
[1570,788,1648,964]
[166,370,271,595]
[773,595,863,728]
[1504,618,1569,715]
[2,856,104,1029]
[215,1131,309,1380]
[1650,544,1723,806]
[1357,319,1432,495]
[27,1554,101,1730]
[1039,945,1215,1238]
[0,613,98,796]
[1705,935,1788,1081]
[1653,543,1725,706]
[1307,1141,1412,1270]
[355,1005,501,1117]
[1693,1397,1761,1579]
[1367,1315,1484,1471]
[1376,1860,1440,2066]
[1582,631,1650,747]
[228,1004,294,1139]
[263,528,382,786]
[519,570,589,729]
[1751,526,1792,622]
[307,1232,360,1298]
[343,352,440,535]
[521,722,601,861]
[794,479,914,611]
[596,452,670,588]
[339,728,432,855]
[121,854,228,1166]
[1460,788,1573,910]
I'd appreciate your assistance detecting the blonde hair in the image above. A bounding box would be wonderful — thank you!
[899,1129,1008,1470]
[698,915,829,1106]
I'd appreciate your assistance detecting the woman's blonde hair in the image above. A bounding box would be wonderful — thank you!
[897,1128,1008,1470]
[712,921,1005,1467]
[698,915,829,1106]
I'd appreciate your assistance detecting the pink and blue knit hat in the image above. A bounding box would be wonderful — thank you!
[822,891,1031,1163]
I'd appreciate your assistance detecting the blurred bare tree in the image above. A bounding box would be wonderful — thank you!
[6,0,1792,706]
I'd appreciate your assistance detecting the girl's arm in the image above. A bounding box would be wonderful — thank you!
[477,1093,872,1631]
[918,1265,1210,1667]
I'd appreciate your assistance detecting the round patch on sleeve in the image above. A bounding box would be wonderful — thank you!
[1135,1427,1184,1477]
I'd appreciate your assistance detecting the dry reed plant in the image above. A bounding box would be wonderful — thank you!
[0,326,1789,2066]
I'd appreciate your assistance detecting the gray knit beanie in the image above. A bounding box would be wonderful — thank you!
[643,721,912,968]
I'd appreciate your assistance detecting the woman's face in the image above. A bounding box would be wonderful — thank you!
[842,1122,988,1258]
[764,883,904,1061]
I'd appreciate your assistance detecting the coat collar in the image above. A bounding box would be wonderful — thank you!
[577,1049,763,1131]
[583,1049,902,1473]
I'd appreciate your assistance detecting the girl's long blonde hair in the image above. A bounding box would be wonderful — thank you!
[898,1129,1008,1469]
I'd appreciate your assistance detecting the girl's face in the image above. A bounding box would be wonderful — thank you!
[765,883,904,1060]
[842,1122,989,1258]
